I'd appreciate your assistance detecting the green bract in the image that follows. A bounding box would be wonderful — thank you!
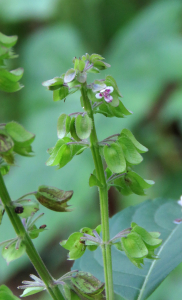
[46,136,88,169]
[75,114,92,139]
[57,114,71,139]
[0,122,35,170]
[2,240,26,264]
[35,185,73,212]
[0,32,24,92]
[104,143,126,173]
[60,225,101,260]
[113,223,162,269]
[12,199,39,218]
[69,272,104,299]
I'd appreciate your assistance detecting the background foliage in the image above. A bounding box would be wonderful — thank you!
[0,0,182,299]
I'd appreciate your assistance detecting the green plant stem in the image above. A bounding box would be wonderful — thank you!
[81,83,114,300]
[0,172,64,300]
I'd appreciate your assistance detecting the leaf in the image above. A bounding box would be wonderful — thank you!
[75,114,92,139]
[58,85,69,100]
[13,199,39,218]
[121,129,148,153]
[35,185,73,212]
[89,174,103,188]
[60,232,86,260]
[5,122,35,147]
[0,131,14,154]
[64,68,77,83]
[20,287,45,297]
[70,117,81,141]
[117,136,143,165]
[46,137,71,166]
[103,143,126,173]
[2,241,26,263]
[70,271,104,296]
[0,33,18,48]
[77,72,87,83]
[57,114,71,139]
[0,285,20,300]
[73,198,182,300]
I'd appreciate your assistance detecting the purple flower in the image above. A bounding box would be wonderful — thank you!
[95,86,114,103]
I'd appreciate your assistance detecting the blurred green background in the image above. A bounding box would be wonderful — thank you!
[0,0,182,299]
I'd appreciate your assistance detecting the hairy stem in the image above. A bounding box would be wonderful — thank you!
[0,172,64,300]
[81,82,114,300]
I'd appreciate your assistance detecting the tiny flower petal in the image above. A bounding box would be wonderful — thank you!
[173,218,182,224]
[95,93,103,99]
[105,86,114,93]
[104,94,113,103]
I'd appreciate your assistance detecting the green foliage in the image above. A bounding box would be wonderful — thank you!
[12,198,39,218]
[0,32,24,92]
[73,198,182,300]
[0,285,19,300]
[35,185,73,212]
[2,240,26,264]
[60,225,101,260]
[0,122,35,174]
[20,287,45,297]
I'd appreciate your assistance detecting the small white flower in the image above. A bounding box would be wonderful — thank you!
[95,86,114,103]
[177,195,182,206]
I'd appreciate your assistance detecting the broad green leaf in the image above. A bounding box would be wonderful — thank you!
[2,241,26,263]
[121,129,148,153]
[89,174,103,188]
[5,122,35,146]
[117,136,143,165]
[0,285,19,300]
[75,114,92,139]
[103,143,126,173]
[20,287,45,297]
[73,198,182,300]
[57,114,71,139]
[64,68,76,83]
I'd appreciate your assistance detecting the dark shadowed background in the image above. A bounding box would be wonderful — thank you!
[0,0,182,299]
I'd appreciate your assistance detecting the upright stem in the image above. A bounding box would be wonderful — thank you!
[81,83,114,300]
[0,172,64,300]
